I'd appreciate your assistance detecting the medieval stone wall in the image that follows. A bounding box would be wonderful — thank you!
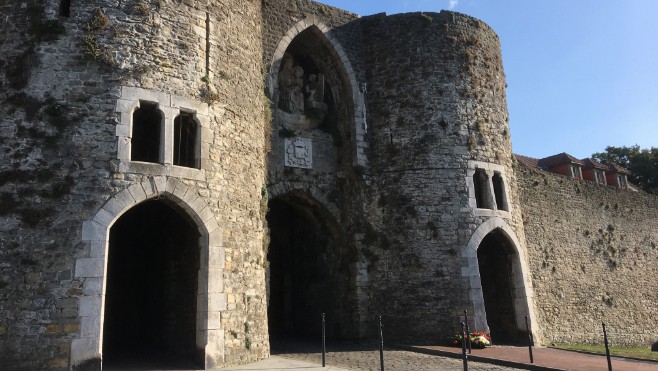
[358,11,528,341]
[0,0,268,369]
[1,2,123,368]
[517,164,658,345]
[2,1,655,369]
[261,0,363,85]
[260,0,373,340]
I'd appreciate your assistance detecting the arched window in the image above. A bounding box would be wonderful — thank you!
[474,169,493,209]
[492,172,508,211]
[173,112,199,169]
[131,101,162,163]
[59,0,71,17]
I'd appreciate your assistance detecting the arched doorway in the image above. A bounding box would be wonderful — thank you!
[103,200,201,369]
[477,230,524,344]
[266,192,353,349]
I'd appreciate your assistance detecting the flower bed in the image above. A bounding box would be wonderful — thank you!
[450,331,491,349]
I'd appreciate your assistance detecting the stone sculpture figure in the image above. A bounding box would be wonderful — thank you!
[278,53,294,112]
[305,73,325,107]
[278,53,305,114]
[289,66,305,113]
[277,55,328,129]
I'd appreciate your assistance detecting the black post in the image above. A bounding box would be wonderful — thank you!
[379,315,385,371]
[460,322,468,371]
[525,315,534,364]
[464,310,472,354]
[321,313,326,368]
[602,322,612,371]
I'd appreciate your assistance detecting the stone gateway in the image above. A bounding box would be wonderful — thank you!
[0,0,656,369]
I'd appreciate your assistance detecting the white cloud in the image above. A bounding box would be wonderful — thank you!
[449,0,458,9]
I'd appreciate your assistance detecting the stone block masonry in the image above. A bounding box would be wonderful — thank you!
[0,0,656,369]
[517,164,658,345]
[357,10,531,341]
[1,0,267,369]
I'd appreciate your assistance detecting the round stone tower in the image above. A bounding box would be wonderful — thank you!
[360,11,537,342]
[0,0,269,369]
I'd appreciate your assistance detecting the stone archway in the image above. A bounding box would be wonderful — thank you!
[265,191,354,349]
[477,230,522,343]
[103,199,201,368]
[268,17,368,169]
[71,176,224,370]
[461,218,539,343]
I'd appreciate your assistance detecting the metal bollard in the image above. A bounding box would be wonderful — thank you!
[602,322,612,371]
[525,315,534,364]
[379,315,385,371]
[322,313,326,368]
[460,322,468,371]
[464,310,472,354]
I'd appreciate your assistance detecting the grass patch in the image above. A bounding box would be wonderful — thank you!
[551,344,658,361]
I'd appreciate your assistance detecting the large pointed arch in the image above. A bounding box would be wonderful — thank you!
[460,217,540,342]
[71,176,225,369]
[265,187,364,343]
[267,17,368,168]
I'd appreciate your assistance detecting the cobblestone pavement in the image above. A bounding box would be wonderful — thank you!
[273,341,520,370]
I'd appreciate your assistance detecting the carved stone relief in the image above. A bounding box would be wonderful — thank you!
[278,53,327,129]
[284,137,313,169]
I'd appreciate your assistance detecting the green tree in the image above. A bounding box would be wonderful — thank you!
[592,145,658,195]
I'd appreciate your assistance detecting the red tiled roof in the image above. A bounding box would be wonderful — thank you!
[606,162,631,174]
[516,152,632,179]
[538,152,584,168]
[514,154,540,169]
[515,152,635,191]
[581,158,608,170]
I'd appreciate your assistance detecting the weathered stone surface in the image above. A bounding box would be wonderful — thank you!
[0,0,267,368]
[0,1,656,370]
[517,165,658,345]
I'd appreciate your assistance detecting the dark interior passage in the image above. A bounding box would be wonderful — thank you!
[477,230,523,344]
[59,0,71,17]
[131,102,162,163]
[174,113,198,169]
[267,194,353,349]
[103,200,200,369]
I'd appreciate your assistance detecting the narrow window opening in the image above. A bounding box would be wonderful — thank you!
[131,101,162,163]
[59,0,71,17]
[474,169,492,209]
[174,112,198,168]
[492,172,508,211]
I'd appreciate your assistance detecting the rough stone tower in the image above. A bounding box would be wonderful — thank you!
[1,0,269,369]
[259,3,539,346]
[358,11,536,342]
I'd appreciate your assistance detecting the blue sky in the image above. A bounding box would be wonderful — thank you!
[318,0,658,159]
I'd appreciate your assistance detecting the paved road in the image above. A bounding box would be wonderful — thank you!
[271,341,520,371]
[281,349,520,370]
[221,356,351,370]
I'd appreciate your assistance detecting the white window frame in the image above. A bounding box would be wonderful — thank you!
[115,87,210,180]
[466,161,512,218]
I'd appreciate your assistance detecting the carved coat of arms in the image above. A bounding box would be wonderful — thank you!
[284,137,312,169]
